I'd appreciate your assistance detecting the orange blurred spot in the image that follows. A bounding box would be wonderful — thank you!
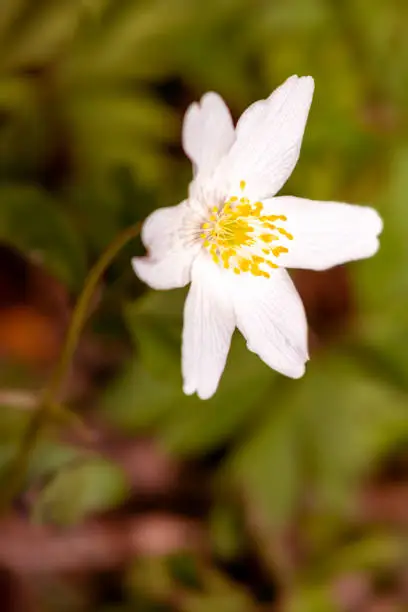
[0,306,61,364]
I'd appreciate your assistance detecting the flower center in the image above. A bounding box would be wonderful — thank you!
[200,181,293,278]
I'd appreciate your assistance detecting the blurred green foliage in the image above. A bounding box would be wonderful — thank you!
[0,0,407,610]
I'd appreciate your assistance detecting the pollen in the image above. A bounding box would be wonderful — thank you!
[200,184,293,278]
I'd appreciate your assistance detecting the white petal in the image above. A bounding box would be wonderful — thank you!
[218,75,314,199]
[140,199,190,259]
[262,196,383,271]
[182,92,235,180]
[132,250,198,290]
[226,268,308,378]
[182,252,235,399]
[132,199,201,290]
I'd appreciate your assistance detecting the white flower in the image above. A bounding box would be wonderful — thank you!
[132,75,383,400]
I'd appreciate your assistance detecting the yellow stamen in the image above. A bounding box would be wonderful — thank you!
[200,193,293,277]
[278,227,293,240]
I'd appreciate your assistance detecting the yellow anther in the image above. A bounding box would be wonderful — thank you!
[238,204,251,216]
[260,234,275,243]
[200,191,293,277]
[239,259,250,272]
[272,246,289,257]
[277,228,294,240]
[266,214,287,222]
[240,180,246,190]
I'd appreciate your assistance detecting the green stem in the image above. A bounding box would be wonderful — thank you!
[0,223,141,510]
[43,222,141,406]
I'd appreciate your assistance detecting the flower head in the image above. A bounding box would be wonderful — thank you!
[132,75,383,399]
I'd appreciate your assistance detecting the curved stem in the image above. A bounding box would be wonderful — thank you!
[43,222,141,406]
[0,223,141,510]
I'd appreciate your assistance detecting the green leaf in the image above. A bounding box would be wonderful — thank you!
[101,357,180,432]
[125,288,187,382]
[0,185,86,290]
[230,393,300,528]
[0,404,30,479]
[182,568,254,612]
[67,92,177,146]
[33,456,129,525]
[64,89,177,185]
[357,147,408,309]
[294,351,408,510]
[64,0,192,81]
[0,76,33,113]
[0,0,25,43]
[1,0,82,70]
[0,408,82,497]
[355,147,408,384]
[329,534,406,574]
[227,347,408,526]
[127,557,175,601]
[210,501,244,560]
[28,441,83,482]
[257,0,330,30]
[288,585,336,612]
[289,535,406,612]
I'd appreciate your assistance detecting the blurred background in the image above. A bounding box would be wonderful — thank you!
[0,0,407,610]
